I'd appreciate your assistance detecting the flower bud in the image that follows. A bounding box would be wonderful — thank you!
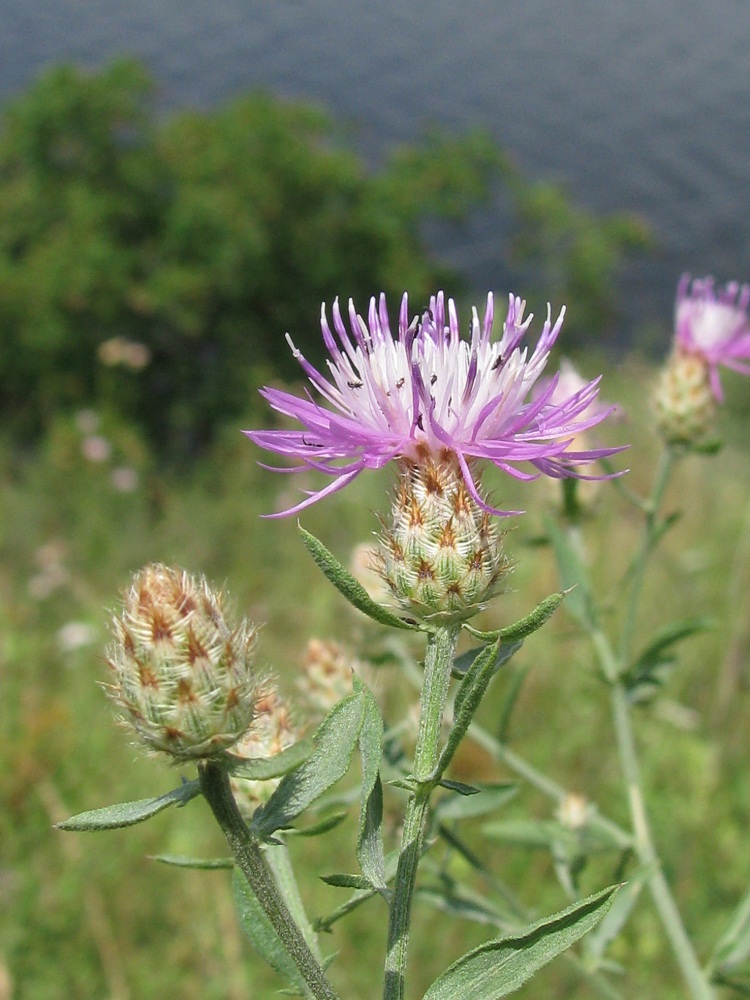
[378,448,509,622]
[106,564,260,760]
[653,351,717,445]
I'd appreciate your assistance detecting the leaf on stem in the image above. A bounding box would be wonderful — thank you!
[299,524,419,631]
[224,739,314,780]
[55,778,201,831]
[421,884,620,1000]
[435,782,517,821]
[436,640,522,779]
[464,591,568,644]
[149,854,234,869]
[623,617,715,702]
[355,679,387,891]
[232,868,308,996]
[251,692,365,840]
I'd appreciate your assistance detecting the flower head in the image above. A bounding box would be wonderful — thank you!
[105,564,260,760]
[674,275,750,401]
[247,292,623,516]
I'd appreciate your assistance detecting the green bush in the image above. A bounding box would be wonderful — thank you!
[0,59,649,459]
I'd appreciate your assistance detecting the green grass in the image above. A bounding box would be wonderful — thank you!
[3,357,750,999]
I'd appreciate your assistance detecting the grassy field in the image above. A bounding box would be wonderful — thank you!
[3,355,750,1000]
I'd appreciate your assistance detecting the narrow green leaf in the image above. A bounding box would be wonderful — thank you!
[320,873,374,890]
[251,692,365,839]
[454,641,522,722]
[465,591,568,644]
[625,617,716,694]
[356,682,387,889]
[422,884,620,1000]
[150,854,233,869]
[543,517,597,630]
[225,738,314,780]
[232,869,307,996]
[436,783,517,821]
[284,812,348,838]
[56,779,201,831]
[438,778,481,796]
[437,640,521,779]
[299,525,418,631]
[265,845,323,963]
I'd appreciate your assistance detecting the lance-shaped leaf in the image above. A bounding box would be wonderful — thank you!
[465,591,568,644]
[436,640,522,779]
[299,524,419,631]
[421,884,619,1000]
[232,869,307,996]
[56,779,201,831]
[150,854,234,869]
[224,738,314,781]
[251,692,365,840]
[266,844,323,964]
[623,617,716,701]
[435,782,517,821]
[356,680,387,890]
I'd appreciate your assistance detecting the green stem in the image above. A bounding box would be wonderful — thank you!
[618,446,675,666]
[584,447,713,998]
[198,761,339,1000]
[383,626,459,1000]
[609,681,714,1000]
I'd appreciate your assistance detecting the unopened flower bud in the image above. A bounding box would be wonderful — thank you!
[653,351,717,445]
[378,448,509,622]
[106,564,260,760]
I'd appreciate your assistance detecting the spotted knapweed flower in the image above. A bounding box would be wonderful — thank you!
[654,275,750,445]
[105,564,260,760]
[674,274,750,402]
[246,291,623,518]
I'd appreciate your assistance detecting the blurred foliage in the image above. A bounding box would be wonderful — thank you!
[0,59,649,459]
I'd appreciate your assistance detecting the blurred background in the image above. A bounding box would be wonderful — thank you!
[2,3,750,999]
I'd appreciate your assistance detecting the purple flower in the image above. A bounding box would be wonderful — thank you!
[246,292,624,517]
[675,275,750,401]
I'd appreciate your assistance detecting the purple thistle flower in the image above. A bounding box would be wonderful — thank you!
[675,274,750,401]
[246,292,624,517]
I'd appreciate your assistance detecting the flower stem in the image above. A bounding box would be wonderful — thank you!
[618,446,675,665]
[591,446,714,999]
[383,626,459,1000]
[609,680,714,999]
[198,760,340,1000]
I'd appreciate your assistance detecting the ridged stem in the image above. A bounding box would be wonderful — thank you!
[199,761,339,1000]
[383,625,460,1000]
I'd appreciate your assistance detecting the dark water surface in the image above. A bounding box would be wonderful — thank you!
[2,0,750,339]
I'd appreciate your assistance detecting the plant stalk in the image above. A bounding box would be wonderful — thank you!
[383,625,459,1000]
[198,760,339,1000]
